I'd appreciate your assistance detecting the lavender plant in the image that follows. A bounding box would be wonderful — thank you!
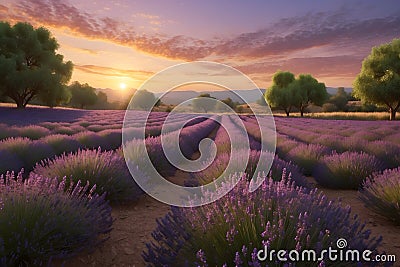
[286,143,331,175]
[313,152,383,190]
[0,171,112,266]
[144,174,383,266]
[359,168,400,225]
[31,148,142,202]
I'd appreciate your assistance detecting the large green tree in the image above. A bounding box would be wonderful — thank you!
[265,71,327,116]
[0,22,73,108]
[353,39,400,120]
[264,71,296,116]
[68,81,98,109]
[289,74,328,116]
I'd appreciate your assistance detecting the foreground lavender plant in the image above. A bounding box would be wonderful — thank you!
[359,168,400,225]
[144,174,383,266]
[0,171,113,266]
[31,148,142,202]
[313,152,383,190]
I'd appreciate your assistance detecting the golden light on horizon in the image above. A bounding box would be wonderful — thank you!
[119,82,127,90]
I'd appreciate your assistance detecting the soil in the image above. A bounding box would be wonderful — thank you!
[58,178,400,267]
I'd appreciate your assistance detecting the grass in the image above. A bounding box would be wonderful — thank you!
[274,111,394,120]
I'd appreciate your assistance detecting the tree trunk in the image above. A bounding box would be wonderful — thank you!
[390,107,397,120]
[15,98,25,109]
[285,109,290,117]
[300,107,304,117]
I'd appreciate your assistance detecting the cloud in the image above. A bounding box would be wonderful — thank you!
[1,0,399,65]
[74,64,154,78]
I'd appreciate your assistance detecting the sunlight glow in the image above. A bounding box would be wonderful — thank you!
[119,82,127,90]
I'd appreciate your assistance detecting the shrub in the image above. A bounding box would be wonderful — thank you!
[268,156,310,188]
[286,144,331,175]
[363,141,400,169]
[41,134,83,155]
[31,148,142,202]
[313,152,383,190]
[275,139,299,155]
[73,131,104,149]
[52,126,76,135]
[144,174,383,266]
[0,171,112,266]
[0,150,24,175]
[98,129,122,150]
[16,125,51,140]
[359,168,400,225]
[0,138,55,171]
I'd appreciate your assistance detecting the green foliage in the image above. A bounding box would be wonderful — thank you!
[289,74,328,116]
[192,93,216,113]
[68,81,98,109]
[216,97,237,112]
[265,71,327,116]
[130,89,157,110]
[0,22,73,108]
[353,38,400,120]
[328,87,348,111]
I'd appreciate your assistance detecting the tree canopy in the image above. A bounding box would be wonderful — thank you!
[68,81,98,109]
[0,22,73,108]
[265,71,327,116]
[353,38,400,120]
[130,89,158,110]
[289,74,328,116]
[192,93,216,113]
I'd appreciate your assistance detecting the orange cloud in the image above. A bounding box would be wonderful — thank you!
[74,64,154,78]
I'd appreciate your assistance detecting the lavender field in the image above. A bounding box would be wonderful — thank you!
[0,107,399,266]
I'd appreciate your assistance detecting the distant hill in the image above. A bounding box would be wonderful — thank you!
[326,87,352,95]
[96,88,135,103]
[97,87,351,106]
[155,89,267,105]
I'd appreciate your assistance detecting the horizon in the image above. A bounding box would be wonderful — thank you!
[1,0,400,93]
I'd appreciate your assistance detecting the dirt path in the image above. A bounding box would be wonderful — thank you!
[61,195,170,267]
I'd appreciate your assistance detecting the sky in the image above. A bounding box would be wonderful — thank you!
[1,0,400,93]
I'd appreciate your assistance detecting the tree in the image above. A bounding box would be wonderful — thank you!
[289,74,328,116]
[192,93,216,113]
[353,39,400,120]
[328,87,348,111]
[0,22,73,108]
[130,89,157,110]
[216,97,237,112]
[264,71,296,116]
[68,81,98,109]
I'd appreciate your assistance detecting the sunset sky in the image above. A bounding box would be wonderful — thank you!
[1,0,400,93]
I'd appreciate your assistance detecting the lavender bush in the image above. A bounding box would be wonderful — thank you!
[363,141,400,169]
[0,137,55,171]
[360,168,400,225]
[0,171,112,266]
[31,148,142,202]
[16,125,51,140]
[41,134,83,155]
[313,152,383,190]
[286,144,331,175]
[144,174,383,266]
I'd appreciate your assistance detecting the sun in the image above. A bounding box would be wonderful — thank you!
[119,83,127,90]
